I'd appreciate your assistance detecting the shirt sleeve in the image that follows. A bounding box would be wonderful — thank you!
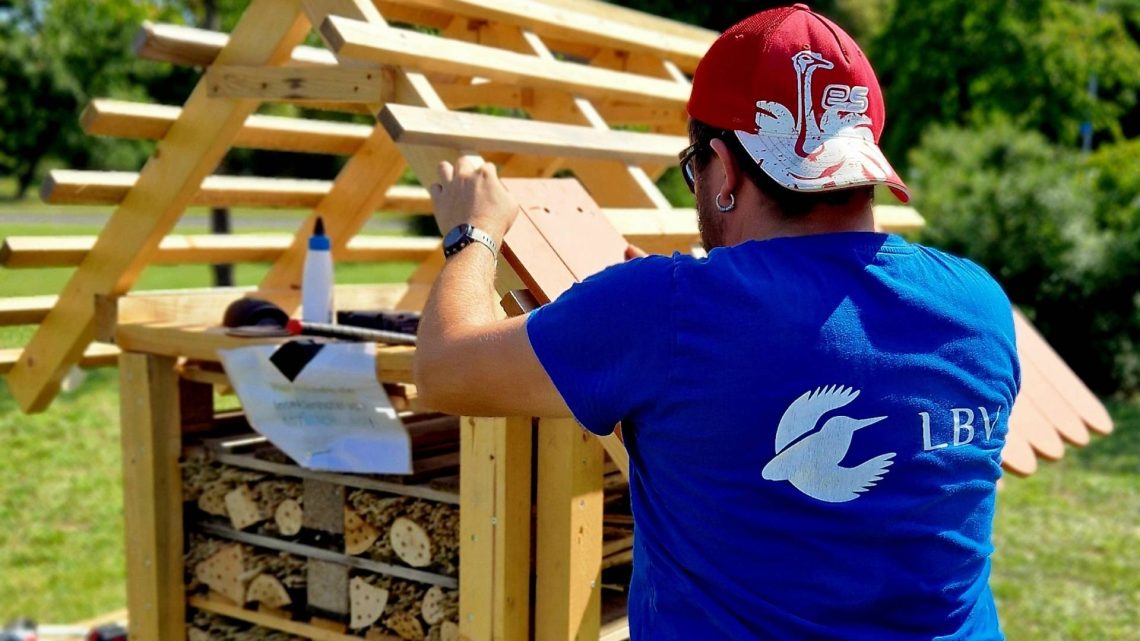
[525,255,675,435]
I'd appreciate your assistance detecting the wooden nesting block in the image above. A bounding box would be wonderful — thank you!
[307,559,350,616]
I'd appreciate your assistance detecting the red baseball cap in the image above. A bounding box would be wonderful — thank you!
[687,4,910,203]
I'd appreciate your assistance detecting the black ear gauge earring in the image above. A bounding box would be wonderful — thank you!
[716,193,736,212]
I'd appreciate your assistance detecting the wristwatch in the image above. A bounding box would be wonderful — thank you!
[443,224,498,258]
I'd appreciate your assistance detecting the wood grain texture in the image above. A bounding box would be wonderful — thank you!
[119,353,185,641]
[535,419,604,641]
[322,15,688,107]
[206,65,389,103]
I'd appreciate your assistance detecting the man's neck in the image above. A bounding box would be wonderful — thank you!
[728,201,877,245]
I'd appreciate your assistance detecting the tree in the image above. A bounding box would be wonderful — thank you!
[872,0,1140,168]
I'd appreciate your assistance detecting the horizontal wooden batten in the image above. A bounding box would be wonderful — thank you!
[0,344,120,375]
[321,16,689,108]
[133,20,335,68]
[205,65,390,103]
[0,296,59,326]
[380,104,686,165]
[40,170,432,212]
[1,234,441,269]
[81,99,374,155]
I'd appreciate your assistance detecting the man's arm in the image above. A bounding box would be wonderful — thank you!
[413,158,572,418]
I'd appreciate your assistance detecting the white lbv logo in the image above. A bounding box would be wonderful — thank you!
[762,385,895,503]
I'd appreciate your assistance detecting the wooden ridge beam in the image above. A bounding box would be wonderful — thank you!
[320,15,689,108]
[82,99,374,155]
[206,65,390,103]
[1,234,439,270]
[380,103,685,165]
[376,0,711,73]
[5,0,313,412]
[41,170,431,212]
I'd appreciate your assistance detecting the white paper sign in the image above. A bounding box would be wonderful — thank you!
[219,342,412,474]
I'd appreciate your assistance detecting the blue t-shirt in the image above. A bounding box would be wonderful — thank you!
[526,232,1019,641]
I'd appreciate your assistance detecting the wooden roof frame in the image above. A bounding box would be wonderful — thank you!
[1,0,1112,471]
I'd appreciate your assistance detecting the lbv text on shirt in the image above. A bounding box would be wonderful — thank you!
[920,406,1002,451]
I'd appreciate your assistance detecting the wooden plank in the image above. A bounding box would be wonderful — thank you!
[459,416,532,641]
[40,170,431,212]
[1004,407,1041,477]
[2,234,439,269]
[133,20,335,67]
[376,0,711,73]
[1012,396,1066,461]
[206,65,389,103]
[539,0,717,44]
[0,344,120,375]
[380,104,685,166]
[872,205,926,233]
[119,353,185,641]
[82,99,374,155]
[258,0,479,298]
[0,295,59,326]
[535,419,604,641]
[320,16,688,108]
[112,322,416,383]
[1014,310,1114,435]
[190,594,369,641]
[6,0,313,412]
[1020,359,1090,446]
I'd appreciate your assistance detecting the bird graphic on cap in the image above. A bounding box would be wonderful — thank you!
[762,385,895,503]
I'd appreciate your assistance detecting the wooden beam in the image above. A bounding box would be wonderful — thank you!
[535,419,604,641]
[459,416,532,641]
[5,0,313,412]
[320,16,689,108]
[206,65,390,103]
[380,103,685,165]
[1,234,439,269]
[257,0,462,295]
[82,99,374,155]
[0,344,120,375]
[376,0,712,73]
[0,295,59,326]
[133,20,335,68]
[41,170,431,212]
[112,321,416,382]
[119,353,186,641]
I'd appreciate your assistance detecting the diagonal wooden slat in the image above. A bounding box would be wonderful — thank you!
[4,0,313,412]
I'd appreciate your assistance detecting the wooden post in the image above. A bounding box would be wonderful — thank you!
[119,353,186,641]
[459,416,532,641]
[534,418,604,641]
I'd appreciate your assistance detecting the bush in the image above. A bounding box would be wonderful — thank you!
[910,121,1140,394]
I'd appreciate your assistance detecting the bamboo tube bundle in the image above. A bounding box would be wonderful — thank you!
[346,491,459,576]
[186,534,306,608]
[189,611,307,641]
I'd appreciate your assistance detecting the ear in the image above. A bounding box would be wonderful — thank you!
[708,138,741,204]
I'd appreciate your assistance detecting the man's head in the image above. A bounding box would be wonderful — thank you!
[684,4,908,249]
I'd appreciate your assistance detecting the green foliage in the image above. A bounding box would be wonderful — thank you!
[873,0,1140,168]
[911,121,1140,393]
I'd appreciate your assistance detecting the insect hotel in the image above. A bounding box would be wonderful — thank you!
[0,0,1114,639]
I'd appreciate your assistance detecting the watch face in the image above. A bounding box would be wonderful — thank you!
[443,224,471,247]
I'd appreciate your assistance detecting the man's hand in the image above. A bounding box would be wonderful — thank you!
[429,156,520,244]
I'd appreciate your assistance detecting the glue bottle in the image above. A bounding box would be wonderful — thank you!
[302,216,334,323]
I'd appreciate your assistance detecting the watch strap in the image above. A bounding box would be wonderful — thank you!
[443,225,498,258]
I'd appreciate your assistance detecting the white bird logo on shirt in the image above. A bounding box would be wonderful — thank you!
[762,385,895,503]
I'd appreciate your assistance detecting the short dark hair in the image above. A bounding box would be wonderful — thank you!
[688,118,872,218]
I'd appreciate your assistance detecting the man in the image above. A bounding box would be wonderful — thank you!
[416,4,1019,640]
